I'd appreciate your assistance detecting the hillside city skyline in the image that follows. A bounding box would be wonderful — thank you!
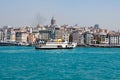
[0,16,120,47]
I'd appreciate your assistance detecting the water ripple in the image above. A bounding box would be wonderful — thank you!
[0,46,120,80]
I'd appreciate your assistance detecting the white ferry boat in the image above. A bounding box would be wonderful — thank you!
[35,39,77,49]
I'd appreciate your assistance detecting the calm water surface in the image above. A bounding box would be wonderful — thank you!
[0,46,120,80]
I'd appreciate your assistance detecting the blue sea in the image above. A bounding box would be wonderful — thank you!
[0,46,120,80]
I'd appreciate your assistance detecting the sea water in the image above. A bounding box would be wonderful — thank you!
[0,46,120,80]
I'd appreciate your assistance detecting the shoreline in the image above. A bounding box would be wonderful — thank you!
[0,43,120,48]
[77,44,120,48]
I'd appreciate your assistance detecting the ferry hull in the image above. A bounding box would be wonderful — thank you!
[35,47,74,49]
[35,41,77,50]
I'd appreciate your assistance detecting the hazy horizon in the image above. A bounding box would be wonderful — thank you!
[0,0,120,31]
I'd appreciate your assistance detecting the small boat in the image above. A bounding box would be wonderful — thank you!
[35,40,77,49]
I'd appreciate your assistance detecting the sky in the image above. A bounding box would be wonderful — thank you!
[0,0,120,31]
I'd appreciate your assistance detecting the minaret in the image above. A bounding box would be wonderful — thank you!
[51,16,56,25]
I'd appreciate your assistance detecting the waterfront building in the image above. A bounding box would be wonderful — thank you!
[27,33,36,45]
[72,31,79,43]
[92,33,99,44]
[32,29,39,39]
[119,34,120,45]
[2,26,9,41]
[108,33,120,45]
[16,32,28,43]
[105,34,109,44]
[62,31,70,42]
[92,28,109,44]
[49,27,55,39]
[99,32,107,44]
[84,32,93,45]
[55,27,62,40]
[2,26,16,42]
[78,34,85,45]
[6,28,16,42]
[0,30,2,41]
[0,30,4,41]
[9,29,16,42]
[73,30,85,45]
[38,30,51,40]
[6,29,11,41]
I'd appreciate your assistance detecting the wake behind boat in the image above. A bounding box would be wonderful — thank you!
[35,39,77,49]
